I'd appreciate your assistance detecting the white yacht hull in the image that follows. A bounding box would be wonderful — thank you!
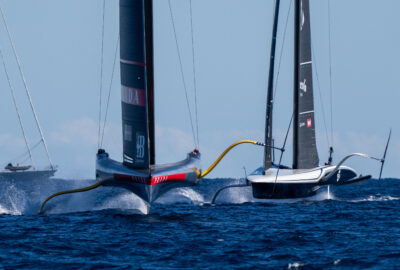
[248,165,370,199]
[0,169,56,181]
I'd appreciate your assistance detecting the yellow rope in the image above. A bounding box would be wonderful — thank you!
[199,140,263,179]
[39,180,106,214]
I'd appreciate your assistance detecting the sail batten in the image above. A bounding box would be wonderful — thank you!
[293,0,319,169]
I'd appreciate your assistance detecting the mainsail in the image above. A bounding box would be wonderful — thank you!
[293,0,319,169]
[120,0,155,169]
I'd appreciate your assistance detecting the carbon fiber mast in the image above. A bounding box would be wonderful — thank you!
[293,0,319,169]
[264,0,280,171]
[120,0,155,170]
[144,0,155,166]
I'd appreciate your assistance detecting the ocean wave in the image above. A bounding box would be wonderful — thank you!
[350,195,400,202]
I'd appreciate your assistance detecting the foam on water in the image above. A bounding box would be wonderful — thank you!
[1,178,400,268]
[0,177,397,215]
[0,178,208,215]
[157,187,204,205]
[288,262,305,269]
[350,195,400,202]
[95,190,148,214]
[0,182,26,215]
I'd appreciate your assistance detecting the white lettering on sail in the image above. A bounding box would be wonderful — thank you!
[136,134,145,159]
[300,79,307,96]
[300,0,305,31]
[121,86,146,106]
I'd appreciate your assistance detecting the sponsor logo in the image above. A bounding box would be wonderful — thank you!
[123,154,134,164]
[136,133,145,160]
[121,86,146,106]
[152,176,170,185]
[299,122,305,128]
[114,173,186,185]
[300,79,307,97]
[307,118,312,128]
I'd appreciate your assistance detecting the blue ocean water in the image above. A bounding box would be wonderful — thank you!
[0,178,399,269]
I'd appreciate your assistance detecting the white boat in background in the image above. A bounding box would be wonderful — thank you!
[0,166,56,181]
[0,4,56,181]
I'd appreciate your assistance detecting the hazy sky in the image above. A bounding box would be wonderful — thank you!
[0,0,398,179]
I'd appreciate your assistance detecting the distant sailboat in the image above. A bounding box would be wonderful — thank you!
[247,0,390,199]
[0,5,56,181]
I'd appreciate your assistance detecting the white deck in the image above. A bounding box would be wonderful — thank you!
[248,165,355,184]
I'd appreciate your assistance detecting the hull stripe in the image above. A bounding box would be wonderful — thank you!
[114,173,187,186]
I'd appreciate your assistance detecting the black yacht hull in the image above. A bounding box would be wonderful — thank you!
[248,166,371,199]
[251,182,320,199]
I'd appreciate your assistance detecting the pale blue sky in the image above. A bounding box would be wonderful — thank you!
[0,0,398,179]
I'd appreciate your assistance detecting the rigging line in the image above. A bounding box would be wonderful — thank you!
[273,0,292,100]
[0,4,54,169]
[168,0,197,148]
[189,0,199,149]
[312,44,330,147]
[0,47,33,167]
[97,0,106,149]
[2,140,42,168]
[328,0,334,146]
[272,113,293,195]
[100,34,120,148]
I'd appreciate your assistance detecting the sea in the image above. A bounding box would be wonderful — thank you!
[0,177,399,269]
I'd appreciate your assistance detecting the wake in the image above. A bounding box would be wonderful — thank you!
[0,178,397,215]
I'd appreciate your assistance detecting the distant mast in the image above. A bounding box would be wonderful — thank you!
[264,0,280,170]
[120,0,155,170]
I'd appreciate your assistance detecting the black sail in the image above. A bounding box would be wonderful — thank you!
[293,0,319,169]
[120,0,155,169]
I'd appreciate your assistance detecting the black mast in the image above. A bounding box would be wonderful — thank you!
[293,0,319,169]
[119,0,155,170]
[293,0,300,169]
[264,0,280,170]
[144,0,155,165]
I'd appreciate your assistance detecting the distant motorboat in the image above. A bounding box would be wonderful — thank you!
[4,163,31,172]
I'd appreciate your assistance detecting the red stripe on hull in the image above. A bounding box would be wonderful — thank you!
[114,173,187,186]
